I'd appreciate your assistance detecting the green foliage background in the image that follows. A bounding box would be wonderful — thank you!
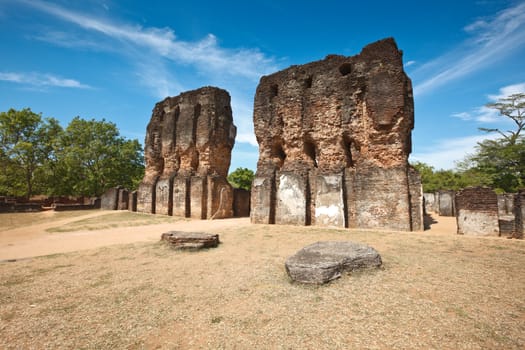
[0,108,144,198]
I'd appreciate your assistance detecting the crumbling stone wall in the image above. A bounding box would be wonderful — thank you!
[137,87,237,219]
[251,38,422,231]
[455,187,499,236]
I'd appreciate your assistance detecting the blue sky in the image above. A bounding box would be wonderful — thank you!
[1,0,525,172]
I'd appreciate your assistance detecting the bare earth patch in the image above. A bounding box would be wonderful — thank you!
[0,211,524,349]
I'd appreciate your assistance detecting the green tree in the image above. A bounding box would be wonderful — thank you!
[0,108,61,197]
[59,117,144,196]
[460,93,525,192]
[480,93,524,145]
[228,167,255,191]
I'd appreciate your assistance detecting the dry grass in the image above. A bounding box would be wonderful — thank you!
[1,221,524,349]
[45,211,187,233]
[0,210,101,232]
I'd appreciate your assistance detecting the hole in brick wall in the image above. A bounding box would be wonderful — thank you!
[304,76,313,88]
[343,135,354,167]
[271,141,286,169]
[339,63,353,76]
[270,84,278,98]
[194,103,201,118]
[304,139,318,168]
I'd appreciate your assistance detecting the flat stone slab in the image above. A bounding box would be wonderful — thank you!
[161,231,220,250]
[285,241,382,284]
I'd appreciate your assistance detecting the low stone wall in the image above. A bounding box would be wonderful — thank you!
[455,187,500,236]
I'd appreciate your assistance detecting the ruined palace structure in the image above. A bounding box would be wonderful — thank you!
[137,87,237,219]
[251,38,423,231]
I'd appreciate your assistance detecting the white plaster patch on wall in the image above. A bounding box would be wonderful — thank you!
[278,174,305,204]
[457,209,499,236]
[253,178,265,187]
[315,205,341,218]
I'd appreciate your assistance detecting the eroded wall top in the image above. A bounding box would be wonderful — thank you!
[143,86,237,183]
[253,37,414,176]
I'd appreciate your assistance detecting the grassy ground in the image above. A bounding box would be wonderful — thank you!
[1,218,524,349]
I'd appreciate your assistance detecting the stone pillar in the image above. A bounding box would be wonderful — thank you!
[100,186,120,210]
[250,176,276,224]
[312,172,345,227]
[137,180,157,214]
[514,190,525,239]
[190,176,207,219]
[155,176,173,216]
[117,188,129,210]
[128,191,137,212]
[408,167,424,231]
[172,175,190,217]
[438,190,455,217]
[275,172,309,226]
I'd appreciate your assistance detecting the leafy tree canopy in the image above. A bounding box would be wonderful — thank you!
[228,167,255,191]
[0,109,144,198]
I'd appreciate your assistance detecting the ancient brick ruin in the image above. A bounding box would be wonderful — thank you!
[137,87,237,219]
[455,187,500,236]
[251,38,423,231]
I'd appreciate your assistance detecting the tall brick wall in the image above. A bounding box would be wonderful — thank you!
[137,87,236,219]
[250,38,422,231]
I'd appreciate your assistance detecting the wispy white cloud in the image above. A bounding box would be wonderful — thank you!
[404,60,416,68]
[0,71,90,89]
[15,0,279,147]
[488,82,525,101]
[451,82,525,123]
[413,2,525,96]
[20,0,277,81]
[410,134,498,170]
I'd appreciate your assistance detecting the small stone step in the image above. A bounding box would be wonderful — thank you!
[161,231,220,250]
[285,241,382,284]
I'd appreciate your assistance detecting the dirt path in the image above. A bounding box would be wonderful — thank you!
[0,211,457,261]
[0,211,250,261]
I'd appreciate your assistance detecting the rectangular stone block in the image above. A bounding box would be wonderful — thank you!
[455,187,499,236]
[313,173,345,227]
[173,176,190,217]
[423,193,435,214]
[155,177,173,216]
[350,166,411,231]
[513,190,525,239]
[117,188,129,210]
[190,176,207,219]
[128,191,137,212]
[438,190,455,217]
[250,176,275,224]
[137,181,156,214]
[408,167,424,231]
[275,172,308,226]
[100,187,119,210]
[207,176,234,219]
